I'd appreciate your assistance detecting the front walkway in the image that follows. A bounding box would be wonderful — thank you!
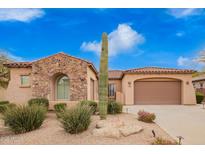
[124,105,205,144]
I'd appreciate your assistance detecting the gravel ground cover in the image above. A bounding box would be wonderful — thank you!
[0,112,174,144]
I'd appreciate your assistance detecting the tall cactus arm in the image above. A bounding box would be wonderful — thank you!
[99,32,109,119]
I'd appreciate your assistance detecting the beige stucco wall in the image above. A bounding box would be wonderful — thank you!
[4,68,32,104]
[87,66,98,101]
[122,74,196,105]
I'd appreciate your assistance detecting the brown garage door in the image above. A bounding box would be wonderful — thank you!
[134,80,181,105]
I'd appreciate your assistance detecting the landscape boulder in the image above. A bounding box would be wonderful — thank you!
[92,127,121,139]
[119,125,143,137]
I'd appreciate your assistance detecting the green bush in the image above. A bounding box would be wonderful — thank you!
[138,110,156,123]
[0,103,16,113]
[2,105,46,134]
[7,103,17,109]
[28,98,49,109]
[54,103,67,118]
[54,103,67,112]
[107,100,123,114]
[196,92,204,104]
[0,104,7,113]
[60,105,92,134]
[80,100,97,114]
[0,101,9,105]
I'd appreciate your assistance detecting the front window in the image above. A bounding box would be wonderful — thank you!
[56,75,69,100]
[108,83,116,97]
[20,75,30,86]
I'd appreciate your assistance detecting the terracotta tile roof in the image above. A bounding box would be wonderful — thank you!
[124,67,195,74]
[108,70,124,79]
[3,62,32,68]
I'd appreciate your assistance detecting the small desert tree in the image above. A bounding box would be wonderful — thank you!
[192,51,205,76]
[0,52,10,88]
[198,51,205,62]
[99,32,108,119]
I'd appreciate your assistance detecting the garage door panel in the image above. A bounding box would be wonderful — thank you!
[134,81,181,105]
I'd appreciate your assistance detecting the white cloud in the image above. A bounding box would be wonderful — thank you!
[167,9,203,18]
[0,49,24,62]
[176,32,185,37]
[80,23,145,56]
[0,9,45,22]
[81,41,101,53]
[177,56,190,66]
[177,56,205,70]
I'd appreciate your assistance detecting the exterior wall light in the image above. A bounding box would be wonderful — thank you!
[176,136,184,145]
[186,81,189,85]
[152,130,156,138]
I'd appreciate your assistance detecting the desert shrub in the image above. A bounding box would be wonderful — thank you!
[54,103,67,112]
[0,101,9,105]
[80,100,97,114]
[107,100,123,114]
[7,103,17,109]
[2,105,46,134]
[54,103,67,118]
[138,110,156,123]
[152,137,178,145]
[196,92,204,104]
[0,103,16,113]
[0,104,7,113]
[60,105,92,134]
[28,98,49,109]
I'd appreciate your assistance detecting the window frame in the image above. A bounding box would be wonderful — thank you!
[108,83,116,97]
[20,75,30,87]
[56,75,70,101]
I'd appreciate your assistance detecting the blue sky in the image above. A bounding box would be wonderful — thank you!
[0,8,205,70]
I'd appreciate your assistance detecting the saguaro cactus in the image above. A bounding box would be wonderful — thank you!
[99,32,108,119]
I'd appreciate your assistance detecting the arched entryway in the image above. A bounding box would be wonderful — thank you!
[56,75,70,100]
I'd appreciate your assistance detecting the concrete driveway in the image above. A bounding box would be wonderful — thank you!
[124,105,205,144]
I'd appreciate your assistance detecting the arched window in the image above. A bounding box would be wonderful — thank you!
[56,75,69,100]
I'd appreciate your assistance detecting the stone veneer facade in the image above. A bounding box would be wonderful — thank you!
[32,53,88,101]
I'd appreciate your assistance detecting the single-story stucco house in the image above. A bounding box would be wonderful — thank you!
[0,52,197,107]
